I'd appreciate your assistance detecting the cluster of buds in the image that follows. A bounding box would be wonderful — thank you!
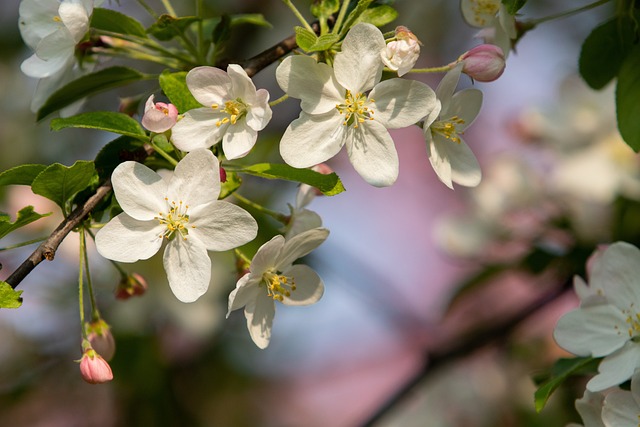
[381,26,421,76]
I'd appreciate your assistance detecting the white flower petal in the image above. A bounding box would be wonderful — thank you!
[602,389,638,427]
[19,0,61,50]
[436,63,463,112]
[553,304,629,357]
[189,201,258,251]
[276,228,329,270]
[112,161,167,221]
[251,235,285,275]
[245,88,272,131]
[448,137,482,187]
[575,390,606,427]
[227,64,257,104]
[186,66,232,107]
[163,237,211,303]
[171,108,227,152]
[447,88,483,130]
[222,120,257,160]
[285,209,323,238]
[587,342,640,391]
[280,111,345,168]
[498,5,517,39]
[58,0,90,43]
[167,149,220,206]
[21,29,75,78]
[276,55,344,115]
[227,274,261,316]
[95,213,163,262]
[281,264,324,306]
[346,121,399,187]
[426,133,453,189]
[461,0,500,28]
[591,242,640,311]
[245,293,275,349]
[370,79,436,129]
[334,23,385,93]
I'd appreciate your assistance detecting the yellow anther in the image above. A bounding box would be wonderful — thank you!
[262,269,297,301]
[432,115,466,144]
[335,90,375,128]
[156,198,191,241]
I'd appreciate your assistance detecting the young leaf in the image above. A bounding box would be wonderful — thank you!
[306,34,340,52]
[579,17,635,90]
[0,281,23,309]
[354,5,398,27]
[617,44,640,152]
[311,0,340,19]
[37,67,148,120]
[295,26,319,52]
[229,13,272,29]
[501,0,527,14]
[147,14,200,41]
[159,70,201,113]
[31,161,98,213]
[212,14,232,45]
[340,0,374,35]
[91,8,147,37]
[238,163,345,196]
[0,206,51,240]
[51,112,146,138]
[94,136,146,180]
[0,164,47,187]
[534,357,599,412]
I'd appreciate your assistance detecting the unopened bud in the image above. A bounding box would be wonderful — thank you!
[115,273,148,300]
[219,166,227,183]
[141,95,179,133]
[461,44,506,82]
[86,319,116,361]
[79,342,113,385]
[381,26,421,77]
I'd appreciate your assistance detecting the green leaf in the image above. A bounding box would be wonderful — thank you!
[37,66,148,120]
[147,14,200,41]
[51,112,146,138]
[239,163,345,196]
[534,357,599,412]
[354,5,398,27]
[229,13,272,29]
[31,161,98,213]
[501,0,526,14]
[579,17,636,90]
[0,206,51,240]
[94,136,146,180]
[0,164,47,186]
[306,33,340,52]
[295,26,319,52]
[617,44,640,152]
[340,0,374,35]
[0,281,22,309]
[311,0,340,19]
[159,70,201,113]
[91,8,147,37]
[212,14,232,45]
[220,171,241,199]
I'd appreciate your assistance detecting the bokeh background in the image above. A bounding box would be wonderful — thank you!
[0,0,633,426]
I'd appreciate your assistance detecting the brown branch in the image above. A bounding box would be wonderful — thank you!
[240,33,298,77]
[4,182,112,289]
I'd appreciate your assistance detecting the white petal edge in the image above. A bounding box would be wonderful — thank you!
[163,237,211,303]
[95,213,163,262]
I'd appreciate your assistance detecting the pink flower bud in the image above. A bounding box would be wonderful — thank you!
[219,166,227,183]
[79,346,113,384]
[141,95,179,133]
[86,319,116,361]
[381,26,421,77]
[461,44,506,82]
[115,273,148,300]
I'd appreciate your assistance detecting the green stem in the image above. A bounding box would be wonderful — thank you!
[282,0,316,33]
[232,193,288,223]
[95,48,186,70]
[78,229,86,336]
[234,248,252,266]
[150,139,179,167]
[161,0,177,17]
[332,0,351,35]
[95,30,197,66]
[135,0,158,19]
[407,63,456,74]
[0,236,47,251]
[527,0,612,25]
[268,94,289,107]
[80,228,100,321]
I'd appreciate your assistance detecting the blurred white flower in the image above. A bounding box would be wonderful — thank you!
[602,370,640,427]
[460,0,516,55]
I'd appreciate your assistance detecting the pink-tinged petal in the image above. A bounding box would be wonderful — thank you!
[587,343,640,391]
[95,213,164,262]
[79,350,113,384]
[111,161,167,220]
[590,242,640,310]
[167,149,220,207]
[280,111,345,168]
[251,235,285,275]
[58,0,89,43]
[447,89,483,130]
[276,228,329,270]
[163,237,211,303]
[186,66,232,106]
[142,95,178,133]
[370,79,436,129]
[245,88,272,131]
[171,108,227,152]
[189,201,258,251]
[553,304,628,358]
[334,23,385,93]
[276,55,344,114]
[244,293,275,349]
[281,264,324,306]
[227,274,261,316]
[346,121,399,187]
[222,120,257,160]
[227,64,257,103]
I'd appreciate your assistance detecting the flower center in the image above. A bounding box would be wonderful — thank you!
[469,0,499,25]
[155,198,194,241]
[262,269,297,302]
[432,115,466,144]
[336,90,375,128]
[211,99,248,127]
[623,309,640,340]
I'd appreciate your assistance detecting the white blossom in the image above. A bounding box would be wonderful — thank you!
[381,26,420,76]
[602,370,640,427]
[460,0,516,56]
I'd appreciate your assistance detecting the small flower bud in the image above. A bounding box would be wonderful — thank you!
[141,95,179,133]
[79,344,113,385]
[461,44,506,82]
[86,319,116,361]
[381,26,421,77]
[219,166,227,183]
[115,273,148,300]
